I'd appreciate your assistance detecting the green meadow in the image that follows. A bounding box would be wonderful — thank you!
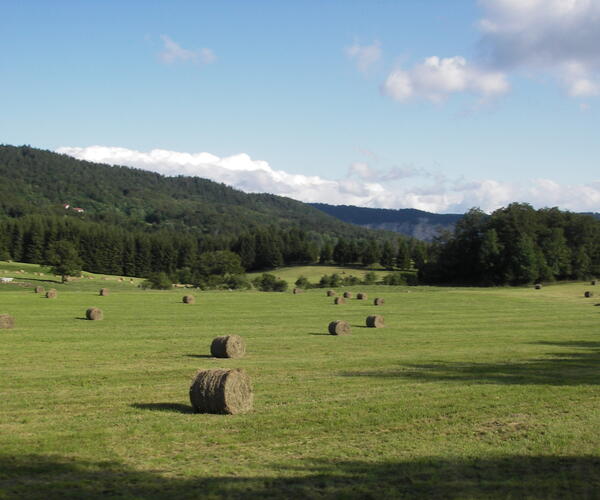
[1,261,600,499]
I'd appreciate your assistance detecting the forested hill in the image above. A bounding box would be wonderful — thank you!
[310,203,462,240]
[0,145,377,239]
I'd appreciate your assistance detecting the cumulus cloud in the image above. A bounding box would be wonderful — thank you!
[382,56,509,102]
[346,40,382,73]
[158,35,216,65]
[478,0,600,97]
[56,145,600,214]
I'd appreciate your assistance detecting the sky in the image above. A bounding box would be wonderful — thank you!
[2,0,599,214]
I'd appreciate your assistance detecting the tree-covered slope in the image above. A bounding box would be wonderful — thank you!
[0,145,377,239]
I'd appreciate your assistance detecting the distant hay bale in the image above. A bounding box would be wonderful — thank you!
[210,335,246,358]
[584,291,594,298]
[189,368,253,414]
[334,297,346,305]
[343,291,353,299]
[86,307,103,320]
[328,320,351,335]
[183,295,195,304]
[592,280,598,286]
[366,315,385,328]
[534,284,542,290]
[0,314,15,329]
[34,286,45,294]
[99,288,109,296]
[293,288,304,294]
[357,293,367,300]
[326,290,336,297]
[46,289,57,299]
[374,298,385,306]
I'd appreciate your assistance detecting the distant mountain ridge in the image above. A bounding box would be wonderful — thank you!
[311,203,600,241]
[310,203,462,240]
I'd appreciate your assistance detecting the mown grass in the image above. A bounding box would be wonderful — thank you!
[1,262,599,498]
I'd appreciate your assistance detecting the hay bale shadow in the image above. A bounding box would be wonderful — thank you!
[184,354,214,359]
[131,403,193,414]
[308,332,330,336]
[74,317,87,320]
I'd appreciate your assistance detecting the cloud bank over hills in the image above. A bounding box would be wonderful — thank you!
[57,145,600,214]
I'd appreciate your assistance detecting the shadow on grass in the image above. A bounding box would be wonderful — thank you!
[1,454,599,499]
[308,332,330,336]
[130,403,193,414]
[342,341,600,386]
[184,354,213,359]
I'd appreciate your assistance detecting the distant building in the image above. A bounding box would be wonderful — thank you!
[63,203,70,209]
[73,207,85,213]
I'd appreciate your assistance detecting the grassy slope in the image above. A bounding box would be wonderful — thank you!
[247,265,391,285]
[1,262,600,498]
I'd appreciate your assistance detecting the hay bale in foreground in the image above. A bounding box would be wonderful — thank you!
[183,295,195,304]
[366,315,385,328]
[34,286,45,294]
[46,289,57,299]
[189,368,253,414]
[334,297,345,305]
[99,288,109,296]
[0,314,15,329]
[374,298,385,306]
[210,335,246,359]
[534,284,542,290]
[327,290,336,297]
[293,288,303,294]
[357,293,367,300]
[328,320,351,335]
[584,291,594,298]
[343,291,353,299]
[86,307,103,320]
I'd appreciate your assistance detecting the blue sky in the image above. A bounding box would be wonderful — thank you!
[2,0,599,213]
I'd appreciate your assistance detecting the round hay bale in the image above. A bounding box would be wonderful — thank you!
[86,307,103,320]
[334,297,346,305]
[343,291,353,299]
[189,368,253,415]
[357,293,367,300]
[366,315,385,328]
[99,288,109,296]
[34,286,45,294]
[584,291,594,298]
[592,280,598,286]
[210,335,246,359]
[326,290,336,297]
[0,314,15,329]
[46,289,57,299]
[293,288,303,294]
[534,284,542,290]
[374,297,385,306]
[183,295,195,304]
[328,320,351,335]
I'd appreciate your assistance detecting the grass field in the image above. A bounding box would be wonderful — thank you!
[1,261,600,498]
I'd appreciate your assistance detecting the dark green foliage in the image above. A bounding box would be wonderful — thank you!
[252,273,288,292]
[380,241,395,269]
[363,271,377,285]
[141,272,172,290]
[46,240,83,281]
[295,276,310,289]
[318,273,343,288]
[422,203,600,285]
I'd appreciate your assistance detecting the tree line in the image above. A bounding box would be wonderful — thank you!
[0,215,420,282]
[421,203,600,285]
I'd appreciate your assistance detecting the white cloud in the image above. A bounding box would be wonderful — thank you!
[478,0,600,97]
[56,145,600,214]
[346,41,382,73]
[382,56,509,102]
[158,35,216,65]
